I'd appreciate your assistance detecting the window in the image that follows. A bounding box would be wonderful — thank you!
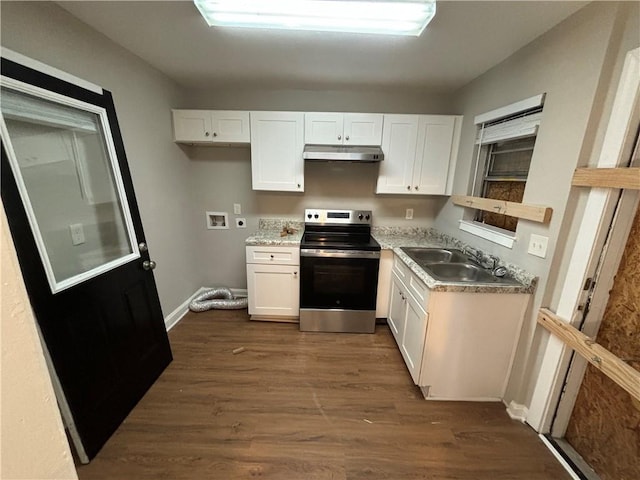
[475,134,537,231]
[469,96,544,235]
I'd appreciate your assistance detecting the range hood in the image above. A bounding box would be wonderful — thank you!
[303,145,384,162]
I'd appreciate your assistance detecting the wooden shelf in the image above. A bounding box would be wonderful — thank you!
[451,195,552,224]
[572,167,640,189]
[537,308,640,402]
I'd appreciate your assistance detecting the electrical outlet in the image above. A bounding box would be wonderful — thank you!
[528,234,549,258]
[233,203,242,215]
[405,208,414,220]
[69,223,85,246]
[235,218,246,228]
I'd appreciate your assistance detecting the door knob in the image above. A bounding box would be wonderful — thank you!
[138,242,148,252]
[143,260,156,271]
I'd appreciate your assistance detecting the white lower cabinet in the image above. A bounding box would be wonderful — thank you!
[246,246,300,321]
[388,253,529,401]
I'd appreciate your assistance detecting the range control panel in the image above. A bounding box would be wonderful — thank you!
[304,208,373,225]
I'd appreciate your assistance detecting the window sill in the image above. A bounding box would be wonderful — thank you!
[458,220,516,249]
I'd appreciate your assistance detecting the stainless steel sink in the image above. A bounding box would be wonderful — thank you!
[401,247,469,264]
[399,247,521,286]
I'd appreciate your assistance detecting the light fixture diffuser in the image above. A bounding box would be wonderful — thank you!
[194,0,436,36]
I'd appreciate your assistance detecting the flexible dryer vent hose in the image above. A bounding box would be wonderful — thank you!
[189,287,248,312]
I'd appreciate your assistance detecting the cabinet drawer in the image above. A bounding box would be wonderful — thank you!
[246,246,300,265]
[392,254,410,282]
[408,274,429,308]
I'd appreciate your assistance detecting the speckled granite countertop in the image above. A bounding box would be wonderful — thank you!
[246,221,536,294]
[245,219,304,246]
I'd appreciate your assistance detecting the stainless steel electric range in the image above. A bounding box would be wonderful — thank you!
[299,208,381,333]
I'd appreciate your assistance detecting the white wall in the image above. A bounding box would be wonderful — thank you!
[0,2,200,317]
[1,203,78,480]
[434,2,640,409]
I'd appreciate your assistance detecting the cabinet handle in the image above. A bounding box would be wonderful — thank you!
[270,255,274,259]
[213,132,218,137]
[345,135,350,141]
[338,135,342,140]
[293,271,298,275]
[415,186,419,190]
[297,183,301,188]
[407,185,411,191]
[205,131,210,137]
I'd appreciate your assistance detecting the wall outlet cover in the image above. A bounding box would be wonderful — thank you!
[528,233,549,258]
[69,223,85,246]
[405,208,414,220]
[235,218,246,228]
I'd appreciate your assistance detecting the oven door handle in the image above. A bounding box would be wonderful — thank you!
[300,249,380,259]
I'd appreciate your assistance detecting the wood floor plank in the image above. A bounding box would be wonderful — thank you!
[77,310,571,480]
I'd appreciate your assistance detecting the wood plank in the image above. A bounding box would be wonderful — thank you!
[572,167,640,189]
[537,308,640,402]
[76,310,571,480]
[452,195,553,223]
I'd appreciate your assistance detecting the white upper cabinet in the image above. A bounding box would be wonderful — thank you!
[250,111,304,192]
[172,110,250,144]
[305,112,383,146]
[376,114,462,195]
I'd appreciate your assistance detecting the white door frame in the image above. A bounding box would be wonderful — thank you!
[527,47,640,433]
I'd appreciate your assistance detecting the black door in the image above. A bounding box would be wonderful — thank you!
[1,57,172,461]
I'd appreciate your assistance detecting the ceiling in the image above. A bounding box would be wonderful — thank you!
[58,1,588,92]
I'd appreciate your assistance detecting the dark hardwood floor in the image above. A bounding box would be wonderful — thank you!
[77,310,570,480]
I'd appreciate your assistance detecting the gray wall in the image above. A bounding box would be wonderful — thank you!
[433,1,640,409]
[183,87,455,288]
[1,2,199,316]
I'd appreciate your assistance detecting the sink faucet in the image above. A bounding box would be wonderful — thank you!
[464,246,498,271]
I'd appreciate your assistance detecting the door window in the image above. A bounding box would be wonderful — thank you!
[1,79,139,293]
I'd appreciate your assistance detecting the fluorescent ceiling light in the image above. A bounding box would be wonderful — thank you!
[194,0,436,36]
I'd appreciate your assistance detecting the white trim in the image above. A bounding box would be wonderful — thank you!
[164,287,249,331]
[0,76,140,294]
[505,400,529,423]
[527,47,640,432]
[2,47,102,94]
[539,435,582,480]
[458,220,516,248]
[164,287,208,331]
[474,93,546,124]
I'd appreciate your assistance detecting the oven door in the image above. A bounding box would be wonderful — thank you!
[300,249,380,311]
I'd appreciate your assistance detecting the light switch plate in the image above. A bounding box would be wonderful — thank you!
[528,234,548,258]
[233,203,242,215]
[405,208,414,220]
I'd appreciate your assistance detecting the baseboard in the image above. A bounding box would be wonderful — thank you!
[505,400,529,422]
[164,287,208,332]
[164,287,249,332]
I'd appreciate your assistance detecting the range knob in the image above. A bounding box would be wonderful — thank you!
[314,214,319,219]
[307,213,312,219]
[358,213,364,220]
[365,214,370,220]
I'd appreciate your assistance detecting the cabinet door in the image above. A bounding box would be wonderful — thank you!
[304,113,343,144]
[211,111,250,143]
[172,109,212,143]
[413,115,457,195]
[246,264,300,317]
[376,115,419,194]
[387,273,407,347]
[250,112,304,192]
[343,113,383,146]
[400,293,428,384]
